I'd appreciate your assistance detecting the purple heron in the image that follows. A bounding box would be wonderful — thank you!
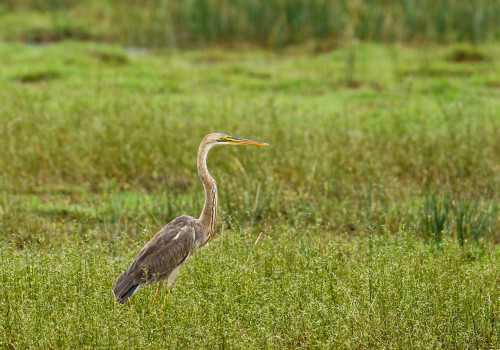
[113,133,268,304]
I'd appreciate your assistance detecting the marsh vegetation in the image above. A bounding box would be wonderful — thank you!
[0,3,499,348]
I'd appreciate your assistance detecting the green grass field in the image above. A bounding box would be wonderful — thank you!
[0,41,499,348]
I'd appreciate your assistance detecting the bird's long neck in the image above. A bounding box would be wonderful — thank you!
[197,142,218,237]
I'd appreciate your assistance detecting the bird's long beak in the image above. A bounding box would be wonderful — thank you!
[226,136,269,146]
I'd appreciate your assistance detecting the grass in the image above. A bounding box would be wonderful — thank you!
[1,0,500,48]
[1,229,499,348]
[0,41,498,246]
[0,41,499,347]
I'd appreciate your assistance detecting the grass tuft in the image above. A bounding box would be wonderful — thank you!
[447,45,488,63]
[88,47,129,65]
[419,194,498,247]
[22,23,93,43]
[13,69,61,83]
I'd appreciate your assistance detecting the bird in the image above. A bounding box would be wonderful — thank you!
[113,133,268,305]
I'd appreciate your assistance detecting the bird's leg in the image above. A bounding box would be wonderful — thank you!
[162,287,171,309]
[152,281,164,308]
[158,288,172,325]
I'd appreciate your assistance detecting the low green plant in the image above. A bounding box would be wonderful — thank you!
[419,195,498,247]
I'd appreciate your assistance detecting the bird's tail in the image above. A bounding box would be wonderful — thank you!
[113,271,140,304]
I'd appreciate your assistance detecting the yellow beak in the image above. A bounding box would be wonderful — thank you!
[226,137,269,146]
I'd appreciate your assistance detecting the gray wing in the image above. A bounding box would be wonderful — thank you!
[133,225,195,283]
[113,219,195,302]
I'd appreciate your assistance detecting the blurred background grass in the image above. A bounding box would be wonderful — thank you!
[0,42,498,248]
[1,0,499,48]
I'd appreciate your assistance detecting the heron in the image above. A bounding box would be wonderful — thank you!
[113,133,268,305]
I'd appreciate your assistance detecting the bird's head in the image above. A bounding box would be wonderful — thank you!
[202,133,269,147]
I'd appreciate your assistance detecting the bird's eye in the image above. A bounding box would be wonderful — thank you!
[219,137,225,141]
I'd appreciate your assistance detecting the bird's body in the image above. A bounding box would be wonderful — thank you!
[113,133,268,304]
